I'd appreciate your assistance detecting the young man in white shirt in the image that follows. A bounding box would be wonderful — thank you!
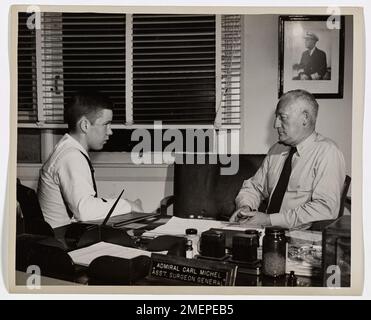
[38,92,143,228]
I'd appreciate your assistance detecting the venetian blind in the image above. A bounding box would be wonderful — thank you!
[40,12,126,123]
[132,14,216,124]
[219,15,241,127]
[18,13,241,128]
[17,12,38,122]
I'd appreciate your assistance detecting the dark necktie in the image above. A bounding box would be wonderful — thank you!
[266,146,297,214]
[80,151,98,197]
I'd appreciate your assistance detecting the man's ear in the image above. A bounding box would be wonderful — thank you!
[302,111,309,126]
[78,116,90,133]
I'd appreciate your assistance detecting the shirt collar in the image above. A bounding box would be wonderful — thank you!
[309,47,316,56]
[295,131,317,156]
[64,133,89,157]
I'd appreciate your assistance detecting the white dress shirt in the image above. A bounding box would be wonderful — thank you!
[38,134,132,228]
[235,132,346,228]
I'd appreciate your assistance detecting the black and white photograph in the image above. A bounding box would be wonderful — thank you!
[7,5,363,295]
[279,15,345,99]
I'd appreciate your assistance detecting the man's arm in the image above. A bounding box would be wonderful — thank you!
[269,144,346,228]
[299,51,306,69]
[298,52,312,80]
[234,154,270,212]
[57,151,135,221]
[318,50,327,78]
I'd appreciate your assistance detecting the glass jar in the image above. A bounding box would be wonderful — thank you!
[262,227,287,277]
[185,228,199,256]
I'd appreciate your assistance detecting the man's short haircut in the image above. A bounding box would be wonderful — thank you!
[64,90,113,131]
[278,89,319,126]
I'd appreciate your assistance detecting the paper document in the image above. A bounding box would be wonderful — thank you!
[68,241,156,267]
[142,216,261,238]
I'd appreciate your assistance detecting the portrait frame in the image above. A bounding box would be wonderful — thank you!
[279,15,345,99]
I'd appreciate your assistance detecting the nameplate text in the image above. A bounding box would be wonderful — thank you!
[149,253,237,286]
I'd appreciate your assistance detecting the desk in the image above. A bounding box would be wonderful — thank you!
[16,216,349,287]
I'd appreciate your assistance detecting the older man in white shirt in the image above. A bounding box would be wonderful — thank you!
[230,89,346,229]
[38,92,142,228]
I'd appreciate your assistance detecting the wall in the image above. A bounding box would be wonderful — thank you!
[241,15,353,175]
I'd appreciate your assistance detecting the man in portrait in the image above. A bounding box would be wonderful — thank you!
[293,32,328,80]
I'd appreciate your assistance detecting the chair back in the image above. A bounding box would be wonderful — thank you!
[16,179,54,236]
[173,154,265,220]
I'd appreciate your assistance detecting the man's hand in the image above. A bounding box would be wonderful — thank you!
[229,206,254,222]
[239,212,271,227]
[129,199,144,213]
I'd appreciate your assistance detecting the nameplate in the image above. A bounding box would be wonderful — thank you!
[149,253,237,286]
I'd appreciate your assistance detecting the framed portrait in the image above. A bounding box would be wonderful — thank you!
[279,15,345,99]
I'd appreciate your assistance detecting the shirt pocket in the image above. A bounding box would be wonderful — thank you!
[287,175,313,193]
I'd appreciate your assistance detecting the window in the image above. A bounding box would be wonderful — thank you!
[17,12,241,154]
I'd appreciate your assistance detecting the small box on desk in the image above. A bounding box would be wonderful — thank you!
[322,215,351,287]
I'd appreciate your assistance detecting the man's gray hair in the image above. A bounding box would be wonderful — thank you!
[279,89,319,127]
